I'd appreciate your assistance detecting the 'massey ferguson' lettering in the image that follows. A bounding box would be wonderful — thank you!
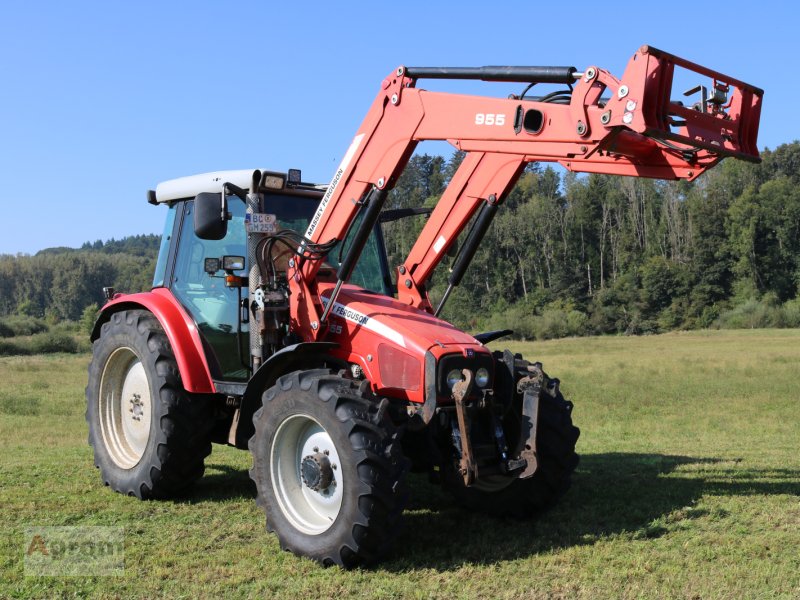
[304,134,365,239]
[332,304,368,325]
[321,296,406,348]
[303,169,341,238]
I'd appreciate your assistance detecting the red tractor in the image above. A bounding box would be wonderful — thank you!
[86,46,762,567]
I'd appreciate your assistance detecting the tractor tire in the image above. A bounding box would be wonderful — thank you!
[86,309,213,499]
[445,376,579,518]
[248,369,408,568]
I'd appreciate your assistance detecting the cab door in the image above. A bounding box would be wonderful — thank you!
[170,199,249,380]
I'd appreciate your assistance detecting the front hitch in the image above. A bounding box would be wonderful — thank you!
[446,357,547,486]
[451,369,478,486]
[514,362,544,478]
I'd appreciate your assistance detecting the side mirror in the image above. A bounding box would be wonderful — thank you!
[194,192,228,240]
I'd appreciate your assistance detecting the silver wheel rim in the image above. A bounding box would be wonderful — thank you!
[98,347,152,469]
[270,414,343,535]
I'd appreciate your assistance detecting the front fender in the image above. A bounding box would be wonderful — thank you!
[241,342,339,409]
[234,342,338,448]
[91,288,215,394]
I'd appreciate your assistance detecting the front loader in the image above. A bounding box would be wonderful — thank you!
[86,46,762,567]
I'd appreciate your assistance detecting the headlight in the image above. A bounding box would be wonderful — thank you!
[475,367,490,388]
[446,369,464,390]
[436,353,493,395]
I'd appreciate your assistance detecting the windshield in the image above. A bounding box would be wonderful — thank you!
[262,192,390,294]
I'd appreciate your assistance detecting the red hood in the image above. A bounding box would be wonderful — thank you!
[319,284,482,356]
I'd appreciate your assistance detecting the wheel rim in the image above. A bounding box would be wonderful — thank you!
[270,414,343,535]
[98,347,152,469]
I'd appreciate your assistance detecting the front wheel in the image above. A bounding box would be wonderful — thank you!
[248,370,408,568]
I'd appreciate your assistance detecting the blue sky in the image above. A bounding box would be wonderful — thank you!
[0,1,796,255]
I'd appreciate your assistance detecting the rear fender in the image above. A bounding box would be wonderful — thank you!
[91,288,215,394]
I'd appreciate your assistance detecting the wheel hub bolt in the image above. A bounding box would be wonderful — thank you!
[129,393,144,421]
[301,452,334,492]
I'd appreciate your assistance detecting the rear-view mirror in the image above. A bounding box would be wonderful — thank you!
[194,192,228,240]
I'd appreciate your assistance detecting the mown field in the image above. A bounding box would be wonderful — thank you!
[1,329,798,598]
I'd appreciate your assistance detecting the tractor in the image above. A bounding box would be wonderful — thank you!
[86,46,762,567]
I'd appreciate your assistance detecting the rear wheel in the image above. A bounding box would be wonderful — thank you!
[249,370,408,568]
[444,373,579,517]
[86,310,213,499]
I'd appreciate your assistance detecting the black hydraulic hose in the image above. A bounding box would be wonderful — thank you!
[236,284,249,372]
[320,186,388,324]
[435,198,499,317]
[448,200,498,287]
[336,187,388,282]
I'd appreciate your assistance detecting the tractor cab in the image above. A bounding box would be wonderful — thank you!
[148,169,393,381]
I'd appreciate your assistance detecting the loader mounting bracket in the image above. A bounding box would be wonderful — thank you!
[515,363,543,478]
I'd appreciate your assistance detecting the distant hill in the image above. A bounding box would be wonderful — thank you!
[36,234,160,258]
[0,235,160,320]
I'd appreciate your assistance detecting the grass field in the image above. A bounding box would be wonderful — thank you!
[1,329,798,598]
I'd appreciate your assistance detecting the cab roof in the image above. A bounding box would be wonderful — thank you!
[150,169,326,204]
[152,169,262,204]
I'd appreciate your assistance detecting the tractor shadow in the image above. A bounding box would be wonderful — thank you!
[381,452,800,572]
[172,452,799,570]
[186,464,257,503]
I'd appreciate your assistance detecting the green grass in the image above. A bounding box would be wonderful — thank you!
[1,330,799,598]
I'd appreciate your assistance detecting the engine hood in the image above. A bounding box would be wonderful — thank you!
[320,284,482,356]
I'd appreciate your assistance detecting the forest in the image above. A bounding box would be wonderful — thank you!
[1,141,799,340]
[384,141,800,338]
[0,235,159,322]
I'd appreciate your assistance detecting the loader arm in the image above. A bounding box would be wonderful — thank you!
[397,152,527,310]
[290,45,762,330]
